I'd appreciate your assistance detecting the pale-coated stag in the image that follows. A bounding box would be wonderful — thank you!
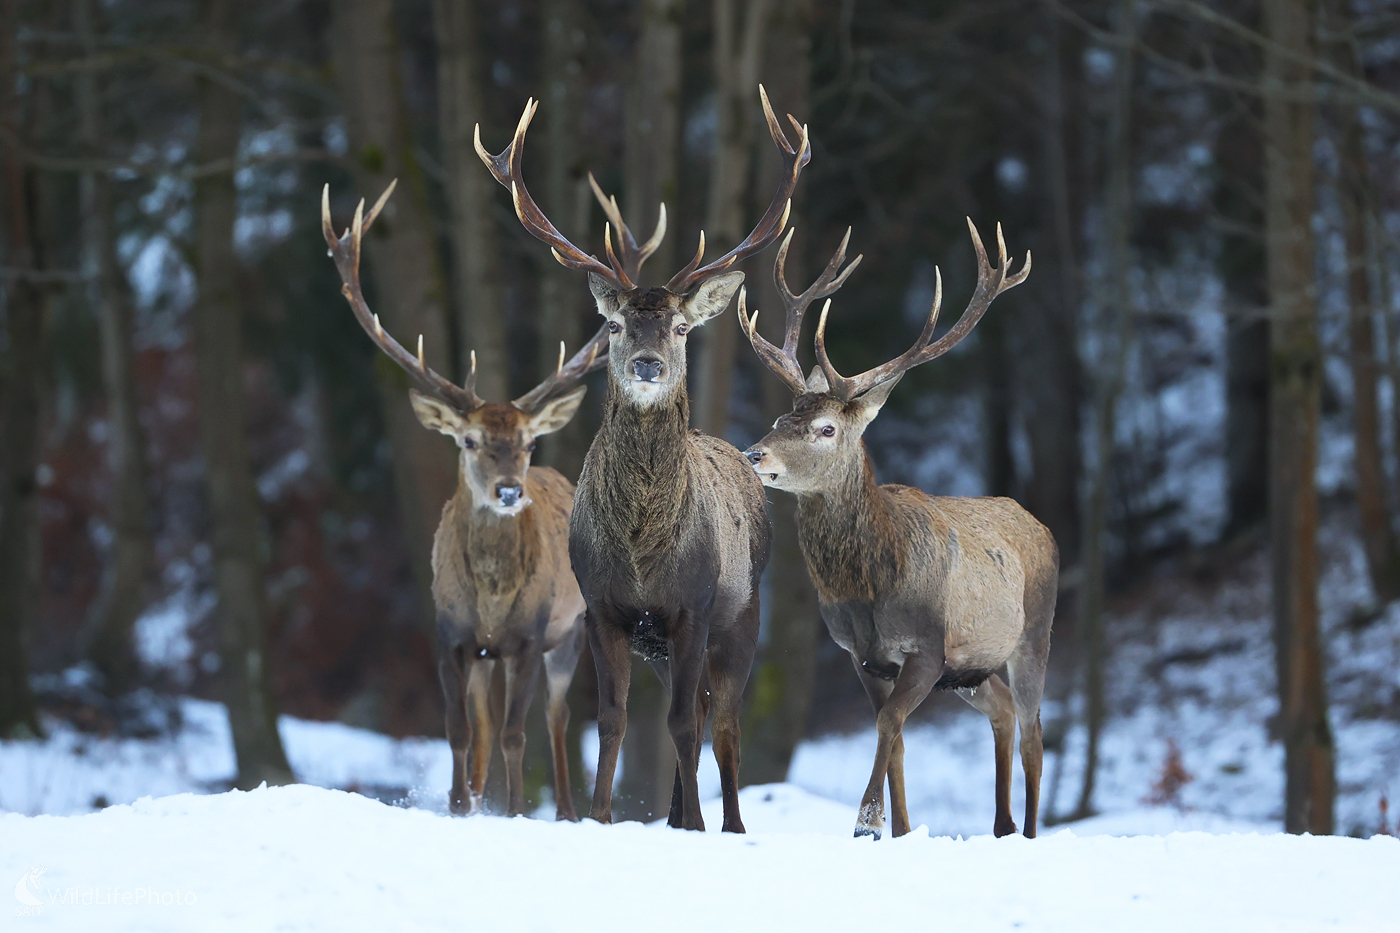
[740,221,1055,839]
[322,182,608,820]
[475,87,808,831]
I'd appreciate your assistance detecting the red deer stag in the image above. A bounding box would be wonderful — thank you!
[322,182,610,820]
[475,87,808,831]
[740,222,1055,839]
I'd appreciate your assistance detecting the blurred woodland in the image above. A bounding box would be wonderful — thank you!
[1,0,1399,833]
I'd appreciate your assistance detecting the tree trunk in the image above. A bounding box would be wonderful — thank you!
[433,0,508,401]
[1073,3,1137,820]
[74,0,153,693]
[0,0,43,738]
[1263,0,1333,835]
[331,0,456,631]
[1025,13,1083,567]
[741,0,819,787]
[614,0,688,822]
[1215,10,1271,540]
[536,0,594,478]
[693,0,772,439]
[193,0,292,788]
[1328,0,1400,603]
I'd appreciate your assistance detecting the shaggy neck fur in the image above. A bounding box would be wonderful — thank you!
[794,442,905,604]
[452,465,539,597]
[592,375,694,555]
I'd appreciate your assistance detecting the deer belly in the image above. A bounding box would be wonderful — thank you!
[942,601,1025,674]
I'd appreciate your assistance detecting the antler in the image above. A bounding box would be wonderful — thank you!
[321,181,484,413]
[738,226,862,395]
[476,100,638,289]
[814,219,1031,401]
[512,323,611,413]
[588,173,666,285]
[666,85,811,295]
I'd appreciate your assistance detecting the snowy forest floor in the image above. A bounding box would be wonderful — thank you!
[3,510,1399,929]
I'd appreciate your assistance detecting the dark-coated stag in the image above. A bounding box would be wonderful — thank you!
[741,221,1056,839]
[322,182,607,820]
[476,87,808,831]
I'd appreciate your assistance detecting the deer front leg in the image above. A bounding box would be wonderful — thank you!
[465,658,496,810]
[501,645,544,817]
[666,611,710,832]
[440,647,472,815]
[588,612,631,824]
[709,604,759,834]
[855,653,940,839]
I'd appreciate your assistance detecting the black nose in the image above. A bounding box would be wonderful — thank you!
[632,358,664,382]
[744,449,764,465]
[496,484,523,507]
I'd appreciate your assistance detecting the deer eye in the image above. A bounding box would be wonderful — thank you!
[819,425,836,437]
[462,437,476,450]
[675,323,689,336]
[526,441,536,452]
[607,321,622,334]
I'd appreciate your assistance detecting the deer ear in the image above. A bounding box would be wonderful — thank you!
[527,385,587,436]
[850,373,903,427]
[804,365,830,394]
[410,389,469,436]
[680,271,745,327]
[589,273,621,316]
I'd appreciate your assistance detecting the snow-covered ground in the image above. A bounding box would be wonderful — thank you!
[4,783,1396,932]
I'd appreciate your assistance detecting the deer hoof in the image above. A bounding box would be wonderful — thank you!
[854,825,882,840]
[993,817,1018,838]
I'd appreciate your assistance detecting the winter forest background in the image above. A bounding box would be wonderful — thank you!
[2,0,1399,839]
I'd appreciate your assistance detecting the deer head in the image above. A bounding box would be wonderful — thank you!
[742,220,1030,493]
[475,86,809,408]
[321,183,606,515]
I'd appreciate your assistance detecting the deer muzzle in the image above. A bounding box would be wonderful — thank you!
[743,445,785,486]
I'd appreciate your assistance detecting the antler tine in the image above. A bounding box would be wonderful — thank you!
[322,183,483,412]
[738,285,805,396]
[818,219,1031,401]
[588,173,667,283]
[776,226,863,356]
[476,101,630,288]
[666,85,811,294]
[512,322,611,413]
[743,226,864,397]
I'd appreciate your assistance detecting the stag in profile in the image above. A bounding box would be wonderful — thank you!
[741,222,1054,839]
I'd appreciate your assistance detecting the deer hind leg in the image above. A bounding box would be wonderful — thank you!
[855,653,940,840]
[958,673,1019,837]
[440,646,472,815]
[501,646,544,817]
[543,619,583,822]
[1008,648,1048,839]
[588,611,632,825]
[465,658,497,811]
